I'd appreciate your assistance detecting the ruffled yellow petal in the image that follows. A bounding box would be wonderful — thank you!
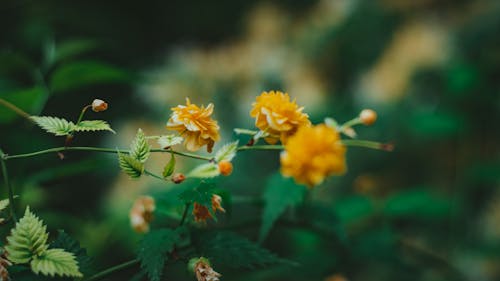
[280,124,346,187]
[250,91,310,144]
[166,98,220,152]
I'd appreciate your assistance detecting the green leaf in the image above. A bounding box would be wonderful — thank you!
[157,135,183,149]
[50,230,93,276]
[54,39,98,63]
[162,153,175,178]
[30,248,82,278]
[233,128,259,135]
[5,207,49,264]
[73,120,115,133]
[324,117,338,128]
[0,198,9,212]
[333,195,374,223]
[50,61,131,92]
[260,173,306,242]
[137,228,180,281]
[198,231,292,269]
[31,116,75,136]
[0,87,46,123]
[214,141,239,162]
[118,152,144,178]
[179,182,216,206]
[179,182,217,218]
[187,163,220,178]
[130,129,150,163]
[383,188,451,220]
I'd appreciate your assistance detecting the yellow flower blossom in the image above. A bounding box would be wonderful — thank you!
[166,98,220,152]
[280,124,346,187]
[250,91,310,144]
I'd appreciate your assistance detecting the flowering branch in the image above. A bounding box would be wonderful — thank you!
[1,146,212,161]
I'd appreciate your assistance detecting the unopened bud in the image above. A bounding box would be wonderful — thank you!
[129,196,156,233]
[172,173,186,184]
[91,99,108,112]
[218,161,233,176]
[359,109,377,126]
[188,257,221,281]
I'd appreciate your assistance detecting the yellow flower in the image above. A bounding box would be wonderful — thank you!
[280,124,346,187]
[250,91,310,144]
[166,98,220,152]
[129,196,156,233]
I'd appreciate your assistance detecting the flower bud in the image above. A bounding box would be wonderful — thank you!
[91,99,108,112]
[129,196,156,233]
[188,257,221,281]
[359,109,377,126]
[218,161,233,176]
[172,173,186,184]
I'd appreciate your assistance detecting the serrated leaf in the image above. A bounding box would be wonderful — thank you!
[73,120,115,133]
[187,163,220,178]
[118,152,144,178]
[214,141,239,162]
[30,248,82,278]
[50,230,93,276]
[198,231,292,269]
[130,129,150,163]
[260,173,306,242]
[5,207,49,264]
[162,154,175,178]
[179,182,216,206]
[179,182,217,218]
[31,116,75,136]
[157,135,183,149]
[137,229,180,281]
[0,198,9,212]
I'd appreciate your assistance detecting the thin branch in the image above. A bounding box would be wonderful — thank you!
[84,258,139,281]
[3,146,212,161]
[144,169,166,181]
[178,203,191,227]
[0,150,17,221]
[0,98,33,121]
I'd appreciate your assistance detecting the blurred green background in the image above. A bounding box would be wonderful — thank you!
[0,0,499,280]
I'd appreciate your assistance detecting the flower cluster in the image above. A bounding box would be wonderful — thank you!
[163,91,374,188]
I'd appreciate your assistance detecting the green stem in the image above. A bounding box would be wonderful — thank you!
[178,203,191,227]
[339,117,362,130]
[340,139,393,151]
[76,105,91,125]
[144,170,165,181]
[0,98,33,121]
[0,151,17,221]
[3,146,212,161]
[84,258,139,281]
[237,145,284,151]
